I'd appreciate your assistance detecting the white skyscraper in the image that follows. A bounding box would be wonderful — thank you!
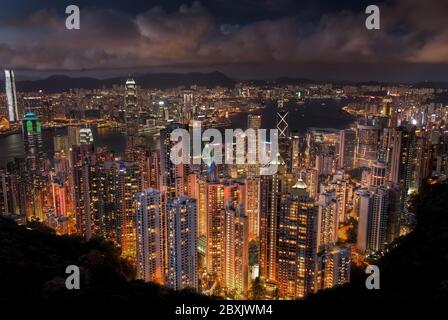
[356,187,389,254]
[166,196,198,291]
[4,70,18,122]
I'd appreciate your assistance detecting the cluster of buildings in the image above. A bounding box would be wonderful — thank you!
[1,71,448,299]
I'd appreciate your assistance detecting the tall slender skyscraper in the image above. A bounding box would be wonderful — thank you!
[277,179,318,299]
[135,189,164,284]
[160,123,188,201]
[223,202,248,297]
[22,112,44,170]
[4,70,18,122]
[206,179,225,280]
[356,187,389,254]
[338,129,356,170]
[317,189,339,251]
[276,100,288,138]
[247,114,262,176]
[166,196,198,291]
[124,76,137,120]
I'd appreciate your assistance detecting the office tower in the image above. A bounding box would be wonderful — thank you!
[319,246,351,290]
[259,160,295,282]
[135,189,164,284]
[166,196,197,290]
[356,187,389,254]
[223,202,248,297]
[277,100,291,168]
[245,177,260,241]
[206,178,225,280]
[22,112,46,221]
[4,70,18,122]
[160,123,188,201]
[276,100,288,138]
[22,112,44,170]
[317,189,339,250]
[338,129,356,170]
[277,179,318,299]
[371,160,387,187]
[356,122,379,168]
[79,128,94,145]
[124,76,137,120]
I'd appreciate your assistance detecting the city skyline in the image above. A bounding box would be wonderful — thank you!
[1,0,448,307]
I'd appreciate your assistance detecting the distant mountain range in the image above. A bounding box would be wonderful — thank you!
[16,71,236,93]
[15,71,448,93]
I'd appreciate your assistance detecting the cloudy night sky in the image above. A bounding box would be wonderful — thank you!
[1,0,448,81]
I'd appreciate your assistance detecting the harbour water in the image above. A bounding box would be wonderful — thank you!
[0,98,354,166]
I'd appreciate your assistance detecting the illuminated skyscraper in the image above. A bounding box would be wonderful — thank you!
[276,100,288,138]
[22,112,46,221]
[223,202,248,297]
[247,114,262,130]
[22,112,44,170]
[247,114,262,176]
[206,179,225,280]
[124,76,137,121]
[338,129,356,170]
[108,161,141,260]
[0,169,17,216]
[136,189,164,284]
[166,196,198,291]
[259,159,295,282]
[356,122,379,168]
[4,70,18,122]
[245,177,260,241]
[277,179,318,299]
[316,189,339,251]
[67,126,81,147]
[319,246,351,290]
[276,100,291,168]
[356,187,389,254]
[160,123,188,201]
[389,124,417,213]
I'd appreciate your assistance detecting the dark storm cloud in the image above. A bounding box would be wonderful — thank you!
[0,0,447,77]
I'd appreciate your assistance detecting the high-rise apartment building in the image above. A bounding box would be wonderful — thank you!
[136,188,164,284]
[166,196,198,290]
